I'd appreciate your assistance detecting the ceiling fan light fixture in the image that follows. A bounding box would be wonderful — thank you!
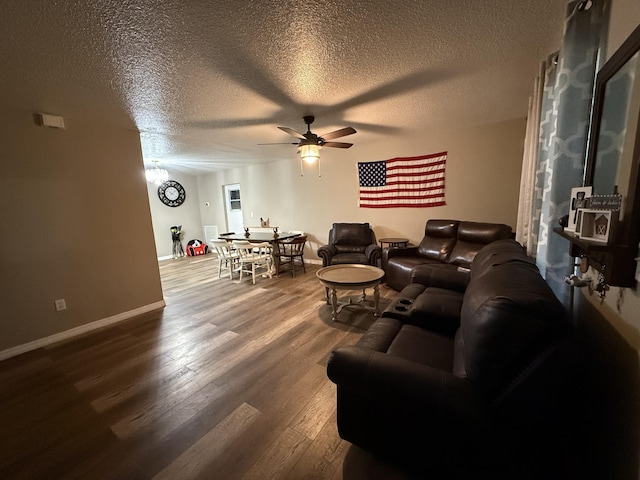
[299,144,321,164]
[145,160,169,185]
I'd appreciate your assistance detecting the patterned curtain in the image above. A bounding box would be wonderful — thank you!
[516,0,609,305]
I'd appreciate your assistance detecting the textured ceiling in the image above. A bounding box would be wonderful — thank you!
[1,0,567,173]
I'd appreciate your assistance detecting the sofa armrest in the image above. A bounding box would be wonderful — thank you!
[386,245,419,260]
[327,346,487,418]
[365,244,382,265]
[411,264,470,292]
[382,245,419,271]
[317,244,337,267]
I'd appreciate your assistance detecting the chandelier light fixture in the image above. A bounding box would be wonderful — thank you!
[145,160,168,185]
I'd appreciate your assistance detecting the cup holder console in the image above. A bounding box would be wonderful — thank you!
[393,298,413,312]
[382,297,415,319]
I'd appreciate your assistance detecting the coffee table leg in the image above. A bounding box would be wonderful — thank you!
[360,288,366,302]
[324,286,330,305]
[330,287,339,321]
[373,284,380,316]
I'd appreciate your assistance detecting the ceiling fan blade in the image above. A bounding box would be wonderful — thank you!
[323,141,353,149]
[278,126,306,139]
[258,142,298,145]
[320,127,357,140]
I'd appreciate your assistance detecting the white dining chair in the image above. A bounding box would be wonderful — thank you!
[231,241,273,284]
[210,240,240,280]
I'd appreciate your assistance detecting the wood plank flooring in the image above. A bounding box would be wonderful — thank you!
[0,254,422,479]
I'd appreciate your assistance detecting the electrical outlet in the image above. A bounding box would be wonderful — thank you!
[54,299,66,311]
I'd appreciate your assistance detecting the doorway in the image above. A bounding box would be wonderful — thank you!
[223,183,244,234]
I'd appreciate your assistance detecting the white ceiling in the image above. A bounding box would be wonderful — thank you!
[1,0,567,174]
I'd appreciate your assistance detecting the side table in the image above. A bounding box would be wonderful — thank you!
[379,237,409,249]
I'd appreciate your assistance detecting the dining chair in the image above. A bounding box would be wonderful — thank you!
[280,230,305,243]
[232,241,273,284]
[273,235,307,277]
[209,240,240,279]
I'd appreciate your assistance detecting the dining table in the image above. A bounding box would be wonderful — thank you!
[218,231,300,243]
[218,231,301,277]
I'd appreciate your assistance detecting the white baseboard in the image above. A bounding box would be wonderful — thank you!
[0,300,166,361]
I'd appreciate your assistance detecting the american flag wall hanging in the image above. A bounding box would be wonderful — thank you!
[357,152,447,208]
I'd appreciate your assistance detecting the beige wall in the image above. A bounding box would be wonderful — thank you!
[196,117,526,260]
[0,106,164,355]
[580,2,640,347]
[147,171,202,258]
[607,0,640,61]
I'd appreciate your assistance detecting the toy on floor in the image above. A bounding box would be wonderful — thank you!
[170,225,185,258]
[187,239,208,256]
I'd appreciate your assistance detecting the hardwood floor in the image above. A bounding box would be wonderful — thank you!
[0,254,422,479]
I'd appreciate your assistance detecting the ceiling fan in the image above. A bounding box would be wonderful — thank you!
[260,115,356,176]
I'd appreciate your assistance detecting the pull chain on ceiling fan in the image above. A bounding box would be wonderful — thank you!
[259,115,356,176]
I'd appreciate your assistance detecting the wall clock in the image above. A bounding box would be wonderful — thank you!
[158,180,186,207]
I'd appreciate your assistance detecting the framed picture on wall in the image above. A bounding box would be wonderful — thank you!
[566,186,592,232]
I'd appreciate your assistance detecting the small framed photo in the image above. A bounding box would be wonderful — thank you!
[576,209,617,243]
[566,186,592,232]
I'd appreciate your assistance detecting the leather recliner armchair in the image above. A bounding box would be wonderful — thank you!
[317,222,382,267]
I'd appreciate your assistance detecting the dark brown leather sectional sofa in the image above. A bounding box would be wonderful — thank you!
[327,239,576,477]
[382,219,513,291]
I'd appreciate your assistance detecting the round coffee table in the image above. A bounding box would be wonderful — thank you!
[316,264,385,321]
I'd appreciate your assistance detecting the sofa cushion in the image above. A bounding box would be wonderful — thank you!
[470,239,536,282]
[417,219,459,261]
[447,222,514,267]
[329,252,369,265]
[409,287,464,336]
[334,244,367,254]
[356,317,455,371]
[387,324,454,371]
[332,223,372,246]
